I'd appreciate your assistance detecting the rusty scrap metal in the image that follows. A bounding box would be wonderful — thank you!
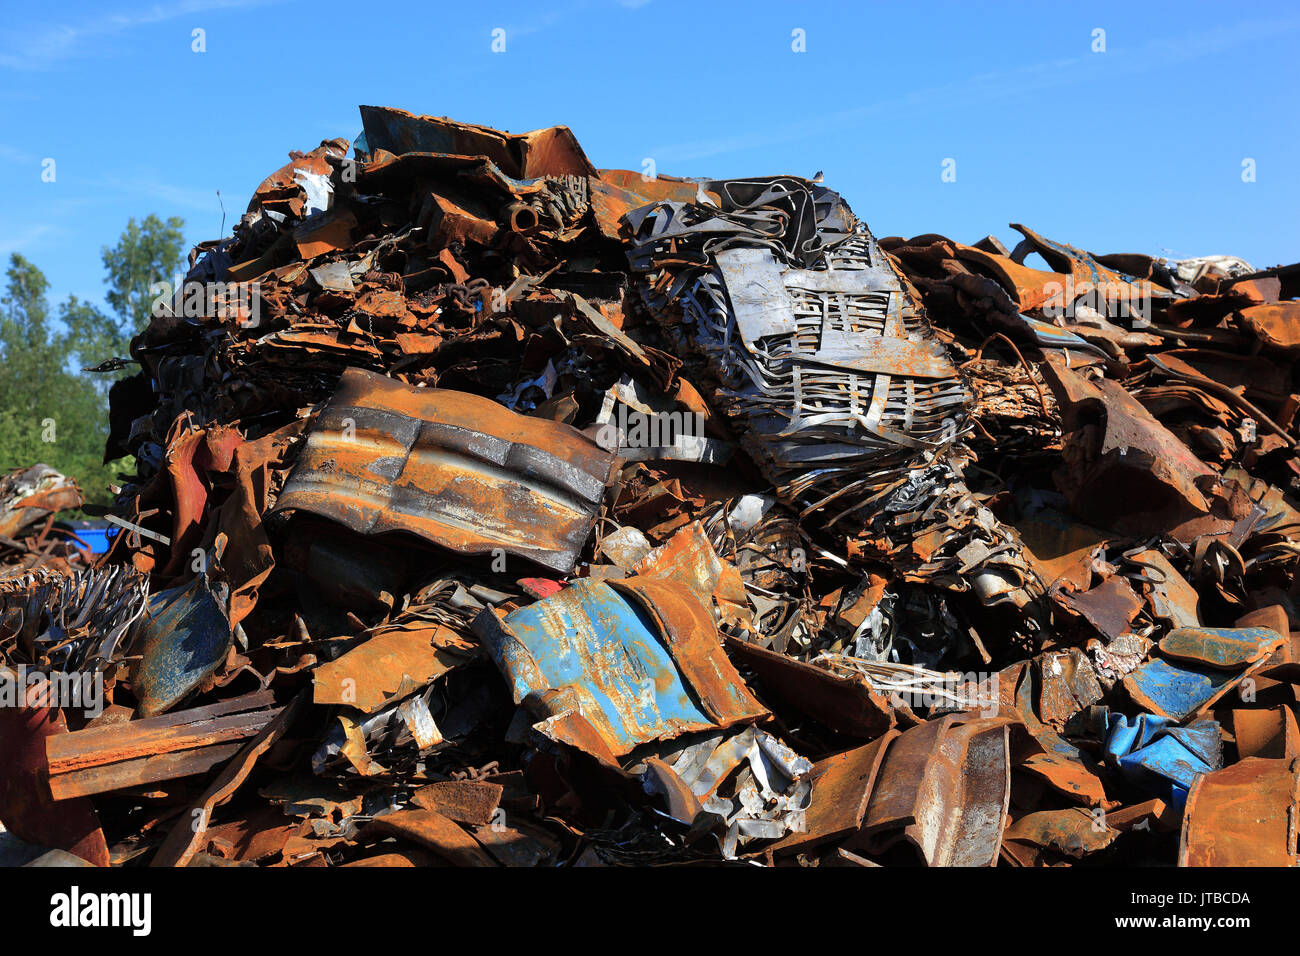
[5,104,1300,869]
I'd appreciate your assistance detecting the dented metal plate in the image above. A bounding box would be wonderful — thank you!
[472,577,766,759]
[1179,757,1300,866]
[276,368,614,573]
[858,715,1011,867]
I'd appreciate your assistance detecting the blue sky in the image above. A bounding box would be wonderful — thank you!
[2,0,1298,313]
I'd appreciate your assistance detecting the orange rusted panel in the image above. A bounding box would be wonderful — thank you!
[276,367,614,573]
[1179,757,1300,866]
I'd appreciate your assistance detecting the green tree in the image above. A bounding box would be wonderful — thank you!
[0,216,185,509]
[0,254,117,505]
[100,214,185,356]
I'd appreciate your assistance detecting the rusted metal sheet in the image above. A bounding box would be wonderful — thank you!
[362,808,497,866]
[312,623,477,713]
[1012,510,1109,592]
[1043,359,1215,538]
[46,691,279,800]
[130,573,233,717]
[410,780,503,826]
[360,106,596,179]
[1053,575,1143,641]
[0,704,109,866]
[767,731,899,857]
[1004,808,1118,860]
[1037,649,1103,730]
[1158,625,1284,670]
[1179,757,1300,866]
[1230,707,1300,760]
[473,576,766,759]
[1236,301,1300,350]
[724,636,894,739]
[276,367,614,573]
[857,715,1011,867]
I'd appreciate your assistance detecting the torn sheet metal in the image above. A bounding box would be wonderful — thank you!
[705,727,813,859]
[1004,808,1119,861]
[276,367,614,573]
[1123,627,1284,721]
[1100,710,1222,809]
[1179,756,1300,866]
[312,623,477,713]
[766,731,898,857]
[473,577,766,759]
[1042,360,1216,538]
[130,573,233,717]
[359,105,596,180]
[725,637,894,739]
[857,714,1011,867]
[635,725,814,857]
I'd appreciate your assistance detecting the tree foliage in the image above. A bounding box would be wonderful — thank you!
[0,215,184,508]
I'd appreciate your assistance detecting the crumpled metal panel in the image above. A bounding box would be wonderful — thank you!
[359,105,596,179]
[1123,626,1284,721]
[1179,756,1300,866]
[130,574,233,717]
[472,577,766,759]
[276,367,614,573]
[1101,711,1222,810]
[858,714,1011,867]
[624,177,1043,615]
[624,178,965,510]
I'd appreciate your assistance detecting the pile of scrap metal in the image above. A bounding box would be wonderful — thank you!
[4,106,1300,869]
[0,465,95,576]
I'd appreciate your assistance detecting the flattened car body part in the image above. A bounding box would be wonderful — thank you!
[276,368,615,573]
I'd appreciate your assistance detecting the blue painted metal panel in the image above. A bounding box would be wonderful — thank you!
[1123,657,1236,722]
[1102,711,1221,810]
[129,575,232,717]
[475,578,757,756]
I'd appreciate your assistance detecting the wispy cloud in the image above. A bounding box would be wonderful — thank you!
[0,0,279,71]
[648,14,1300,165]
[0,222,61,257]
[501,0,596,40]
[97,175,226,215]
[0,143,37,165]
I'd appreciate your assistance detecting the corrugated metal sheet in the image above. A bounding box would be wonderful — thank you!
[473,577,766,759]
[276,368,614,573]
